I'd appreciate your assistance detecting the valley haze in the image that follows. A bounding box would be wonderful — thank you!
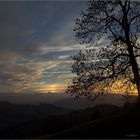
[0,92,136,109]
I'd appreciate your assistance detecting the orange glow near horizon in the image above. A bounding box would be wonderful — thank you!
[37,84,67,93]
[108,80,138,96]
[35,79,139,95]
[48,84,65,93]
[39,82,138,95]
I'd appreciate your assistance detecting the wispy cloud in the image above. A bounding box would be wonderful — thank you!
[0,1,87,93]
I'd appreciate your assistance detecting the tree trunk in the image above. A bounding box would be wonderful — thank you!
[122,6,140,99]
[126,39,140,98]
[129,49,140,98]
[125,35,140,98]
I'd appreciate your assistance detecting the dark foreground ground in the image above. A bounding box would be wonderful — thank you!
[39,102,140,139]
[0,100,139,139]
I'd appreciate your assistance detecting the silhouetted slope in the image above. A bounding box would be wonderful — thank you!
[0,102,121,138]
[0,101,73,138]
[37,103,140,139]
[1,101,139,139]
[16,104,120,139]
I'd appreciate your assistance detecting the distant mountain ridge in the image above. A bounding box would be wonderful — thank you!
[0,92,70,104]
[0,101,122,138]
[0,101,73,131]
[0,92,138,109]
[54,94,138,109]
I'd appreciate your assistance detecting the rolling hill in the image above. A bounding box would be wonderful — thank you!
[0,102,122,138]
[38,102,140,139]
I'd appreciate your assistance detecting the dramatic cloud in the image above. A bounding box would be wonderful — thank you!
[0,1,86,93]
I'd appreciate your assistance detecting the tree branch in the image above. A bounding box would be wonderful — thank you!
[129,14,140,25]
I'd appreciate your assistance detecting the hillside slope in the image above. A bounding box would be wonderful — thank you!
[38,103,140,139]
[0,101,73,138]
[0,103,121,138]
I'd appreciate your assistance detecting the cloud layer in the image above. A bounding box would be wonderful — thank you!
[0,1,86,93]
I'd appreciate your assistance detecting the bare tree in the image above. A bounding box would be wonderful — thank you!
[67,0,140,100]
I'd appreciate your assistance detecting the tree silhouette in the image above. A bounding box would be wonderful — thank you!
[67,0,140,100]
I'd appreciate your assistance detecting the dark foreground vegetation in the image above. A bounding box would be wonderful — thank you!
[0,100,139,139]
[41,101,140,139]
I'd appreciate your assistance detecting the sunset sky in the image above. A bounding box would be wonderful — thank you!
[0,1,88,93]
